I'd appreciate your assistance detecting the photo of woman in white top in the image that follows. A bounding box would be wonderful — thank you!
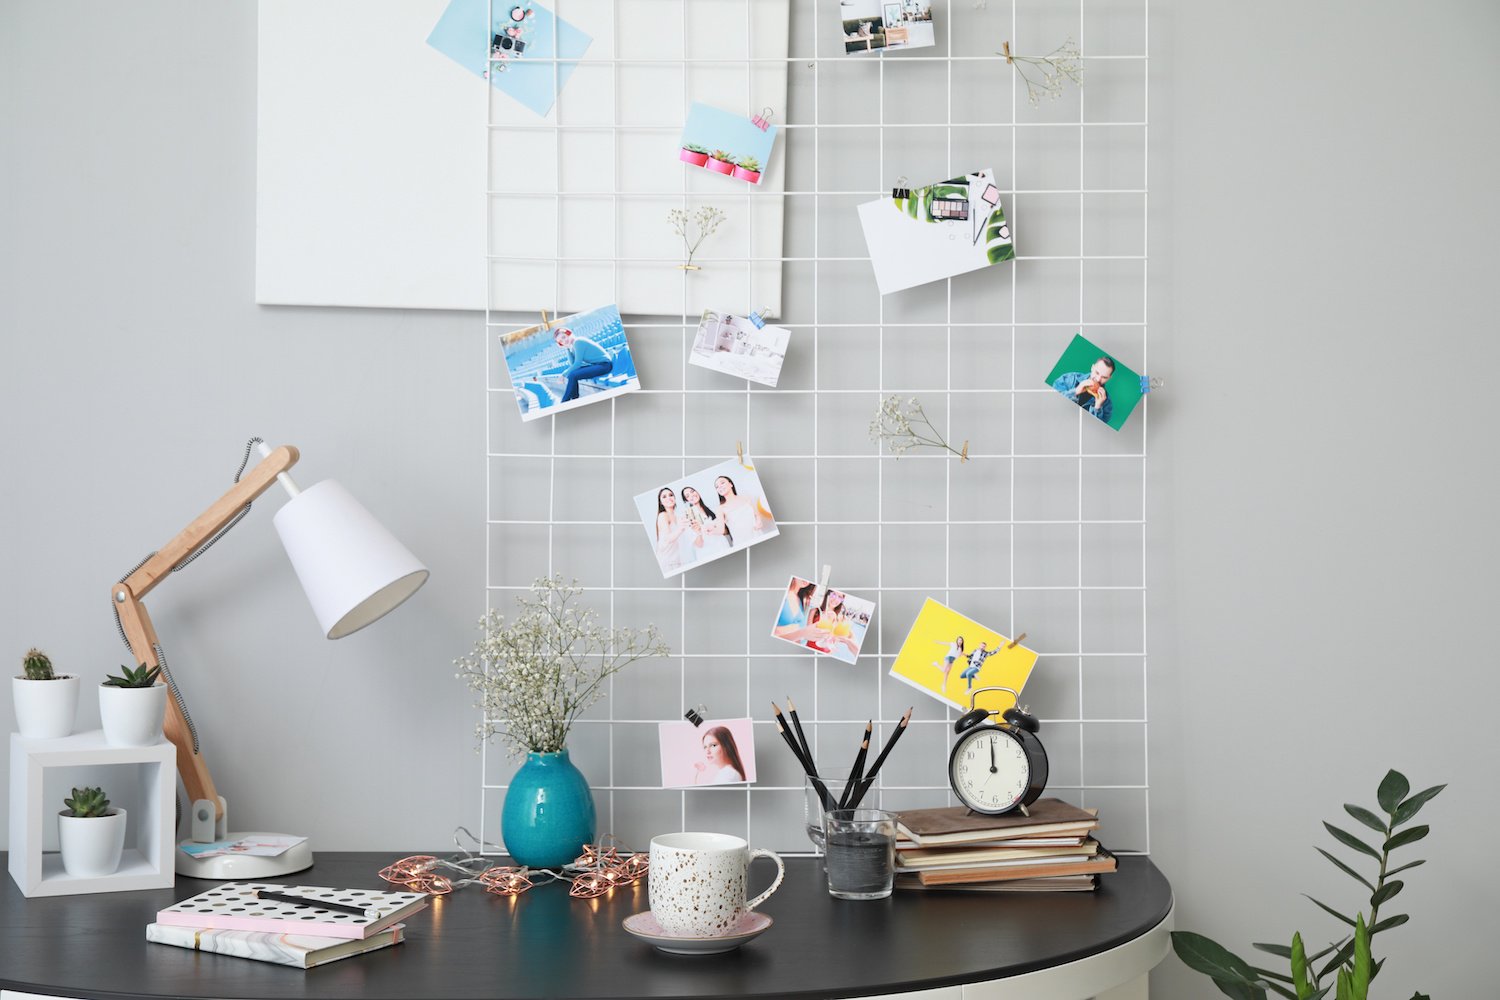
[715,474,769,546]
[693,725,748,785]
[933,635,965,689]
[680,485,731,558]
[634,456,780,578]
[655,487,689,573]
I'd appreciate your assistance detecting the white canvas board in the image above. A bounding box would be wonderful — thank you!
[257,0,788,314]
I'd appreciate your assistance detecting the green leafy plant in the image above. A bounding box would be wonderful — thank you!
[984,202,1014,264]
[684,143,708,154]
[103,663,162,688]
[737,156,760,172]
[710,149,734,162]
[1171,769,1443,1000]
[22,647,56,680]
[63,786,111,818]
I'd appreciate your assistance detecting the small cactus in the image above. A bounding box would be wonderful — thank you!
[63,786,111,818]
[22,648,55,681]
[103,663,162,688]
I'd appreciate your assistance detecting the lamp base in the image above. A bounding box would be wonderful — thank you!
[175,833,314,880]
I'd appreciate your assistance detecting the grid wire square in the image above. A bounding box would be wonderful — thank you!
[815,523,882,588]
[757,457,816,523]
[950,326,1013,391]
[489,523,551,588]
[1012,387,1084,457]
[748,790,805,849]
[1014,123,1081,192]
[490,130,556,194]
[551,395,619,455]
[1082,192,1146,257]
[949,523,1011,589]
[1082,0,1147,57]
[1081,722,1147,786]
[550,457,613,522]
[880,126,955,193]
[1012,587,1081,653]
[877,523,949,589]
[613,789,683,844]
[1013,521,1081,589]
[1022,654,1081,720]
[1082,656,1146,721]
[1041,721,1081,788]
[748,392,815,453]
[1080,522,1144,588]
[683,589,751,655]
[817,128,881,196]
[614,393,686,455]
[684,392,749,454]
[881,282,951,326]
[1081,258,1145,324]
[879,454,950,523]
[816,326,882,389]
[490,457,552,522]
[816,457,881,522]
[949,390,1011,457]
[948,457,1011,522]
[881,326,951,391]
[1014,192,1082,258]
[1011,457,1079,520]
[1080,588,1143,654]
[816,392,881,454]
[1082,123,1145,191]
[879,60,951,127]
[1013,258,1082,325]
[686,791,750,840]
[558,134,616,193]
[876,588,929,656]
[1081,787,1148,852]
[951,58,1015,124]
[1082,58,1147,123]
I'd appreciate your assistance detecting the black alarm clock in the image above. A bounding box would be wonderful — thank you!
[947,686,1048,816]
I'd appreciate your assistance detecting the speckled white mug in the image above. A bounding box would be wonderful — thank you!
[648,832,785,937]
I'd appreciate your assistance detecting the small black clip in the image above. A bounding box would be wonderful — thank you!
[892,186,910,199]
[685,704,708,727]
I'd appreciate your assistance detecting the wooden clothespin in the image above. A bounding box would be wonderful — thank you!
[736,441,746,467]
[1004,632,1027,650]
[1000,40,1014,64]
[818,564,832,591]
[960,440,970,463]
[540,309,551,330]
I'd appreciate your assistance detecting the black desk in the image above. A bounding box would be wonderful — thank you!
[0,853,1172,1000]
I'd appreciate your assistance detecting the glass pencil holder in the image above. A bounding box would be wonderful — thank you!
[824,809,897,900]
[803,774,858,855]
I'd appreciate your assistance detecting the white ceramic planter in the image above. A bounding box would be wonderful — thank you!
[98,684,166,747]
[58,807,127,877]
[12,675,80,739]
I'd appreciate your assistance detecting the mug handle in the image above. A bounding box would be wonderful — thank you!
[745,848,785,911]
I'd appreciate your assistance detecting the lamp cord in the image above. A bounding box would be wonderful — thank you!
[110,437,266,757]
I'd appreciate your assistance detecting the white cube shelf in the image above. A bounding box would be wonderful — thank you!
[8,730,175,896]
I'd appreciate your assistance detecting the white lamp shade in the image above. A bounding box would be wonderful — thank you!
[272,480,430,639]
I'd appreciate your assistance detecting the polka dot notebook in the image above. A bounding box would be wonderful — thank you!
[156,881,428,940]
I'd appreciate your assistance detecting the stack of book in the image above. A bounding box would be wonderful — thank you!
[894,798,1116,892]
[146,881,427,968]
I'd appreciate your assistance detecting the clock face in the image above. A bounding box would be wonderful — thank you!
[951,728,1029,814]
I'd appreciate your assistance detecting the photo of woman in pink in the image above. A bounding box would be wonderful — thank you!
[693,726,748,785]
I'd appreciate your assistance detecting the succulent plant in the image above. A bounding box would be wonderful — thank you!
[103,663,162,688]
[737,156,761,172]
[22,648,56,680]
[684,143,709,154]
[63,786,111,818]
[711,149,734,162]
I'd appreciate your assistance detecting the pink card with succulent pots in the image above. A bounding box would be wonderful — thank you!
[678,103,779,185]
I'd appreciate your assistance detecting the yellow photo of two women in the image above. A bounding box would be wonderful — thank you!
[889,599,1038,715]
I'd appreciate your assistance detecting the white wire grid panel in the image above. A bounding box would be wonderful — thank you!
[484,0,1149,856]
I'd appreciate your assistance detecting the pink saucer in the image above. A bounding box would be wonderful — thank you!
[622,910,773,955]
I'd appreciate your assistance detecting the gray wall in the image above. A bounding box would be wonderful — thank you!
[3,2,1495,997]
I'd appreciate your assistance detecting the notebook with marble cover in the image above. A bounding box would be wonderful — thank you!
[156,881,427,940]
[146,922,404,969]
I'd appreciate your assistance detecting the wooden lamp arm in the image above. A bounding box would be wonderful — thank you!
[109,445,300,821]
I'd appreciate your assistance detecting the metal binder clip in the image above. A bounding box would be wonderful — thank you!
[1140,375,1164,394]
[751,107,775,131]
[892,175,911,199]
[685,704,709,727]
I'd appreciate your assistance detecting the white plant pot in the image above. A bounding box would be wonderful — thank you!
[58,807,128,877]
[12,675,80,739]
[98,684,166,747]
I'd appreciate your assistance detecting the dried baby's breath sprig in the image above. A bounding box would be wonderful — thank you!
[1001,38,1083,107]
[455,577,670,758]
[667,206,727,270]
[869,395,969,462]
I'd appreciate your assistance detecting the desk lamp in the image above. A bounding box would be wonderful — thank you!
[110,439,429,878]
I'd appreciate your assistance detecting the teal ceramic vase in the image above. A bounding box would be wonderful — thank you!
[501,749,596,868]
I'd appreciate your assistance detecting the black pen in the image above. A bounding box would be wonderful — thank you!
[253,889,374,918]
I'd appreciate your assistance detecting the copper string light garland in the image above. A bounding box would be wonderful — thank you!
[378,829,647,900]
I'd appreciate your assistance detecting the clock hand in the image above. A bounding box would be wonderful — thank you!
[989,738,997,773]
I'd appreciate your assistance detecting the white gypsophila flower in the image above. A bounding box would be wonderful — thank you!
[454,577,671,758]
[1002,38,1083,107]
[868,394,968,461]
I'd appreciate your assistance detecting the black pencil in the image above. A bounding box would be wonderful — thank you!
[254,890,373,918]
[848,707,912,810]
[773,704,833,811]
[785,695,814,769]
[838,722,872,810]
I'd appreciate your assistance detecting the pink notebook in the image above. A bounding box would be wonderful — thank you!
[156,881,427,940]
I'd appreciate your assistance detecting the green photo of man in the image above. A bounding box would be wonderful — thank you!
[1043,333,1145,431]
